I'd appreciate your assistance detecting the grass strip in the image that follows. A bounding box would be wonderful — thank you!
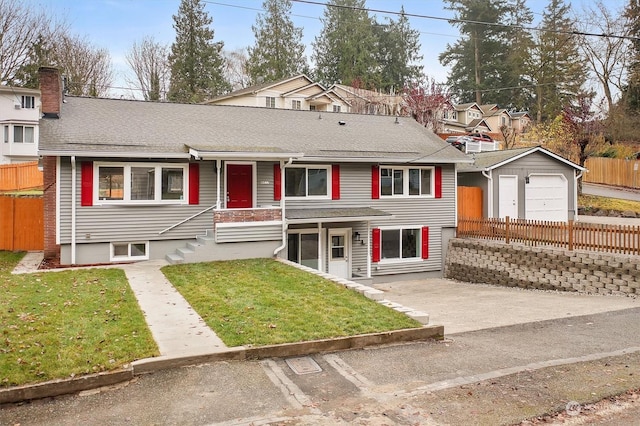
[0,252,158,387]
[162,258,420,347]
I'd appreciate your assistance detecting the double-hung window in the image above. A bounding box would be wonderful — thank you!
[21,96,35,109]
[285,166,330,198]
[95,163,187,204]
[381,228,420,260]
[380,167,433,197]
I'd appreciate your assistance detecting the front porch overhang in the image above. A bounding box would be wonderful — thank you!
[285,207,393,224]
[188,147,304,161]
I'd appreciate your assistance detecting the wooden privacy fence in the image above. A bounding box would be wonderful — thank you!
[458,186,483,220]
[583,157,640,188]
[0,195,44,251]
[0,161,43,191]
[458,216,640,255]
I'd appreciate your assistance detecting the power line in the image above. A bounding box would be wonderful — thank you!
[290,0,639,42]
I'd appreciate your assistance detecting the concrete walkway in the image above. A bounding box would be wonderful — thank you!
[120,260,229,357]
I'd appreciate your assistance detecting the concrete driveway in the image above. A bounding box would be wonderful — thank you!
[373,279,638,334]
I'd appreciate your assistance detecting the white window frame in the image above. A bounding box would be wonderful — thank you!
[379,226,422,263]
[379,166,434,198]
[110,241,149,261]
[286,229,325,272]
[333,105,341,113]
[266,96,276,108]
[11,124,35,143]
[284,165,332,199]
[291,99,301,110]
[21,96,35,109]
[94,162,189,205]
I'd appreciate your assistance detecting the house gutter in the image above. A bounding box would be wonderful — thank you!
[482,169,493,217]
[273,157,294,256]
[71,156,77,264]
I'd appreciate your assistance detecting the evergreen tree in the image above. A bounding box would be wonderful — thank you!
[439,0,512,105]
[503,0,535,110]
[246,0,307,84]
[168,0,230,103]
[374,7,424,92]
[623,0,640,113]
[312,0,378,88]
[530,0,587,122]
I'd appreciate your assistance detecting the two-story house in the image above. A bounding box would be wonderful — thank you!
[205,74,351,113]
[39,67,471,282]
[1,86,41,164]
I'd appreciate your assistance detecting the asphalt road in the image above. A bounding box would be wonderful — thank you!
[583,182,640,202]
[2,307,640,425]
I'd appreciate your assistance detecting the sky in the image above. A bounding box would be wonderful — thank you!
[25,0,629,99]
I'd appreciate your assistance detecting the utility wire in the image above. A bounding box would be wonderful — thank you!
[290,0,639,42]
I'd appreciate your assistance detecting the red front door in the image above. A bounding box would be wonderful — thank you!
[226,164,253,208]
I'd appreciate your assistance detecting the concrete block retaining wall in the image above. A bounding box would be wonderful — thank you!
[445,238,640,296]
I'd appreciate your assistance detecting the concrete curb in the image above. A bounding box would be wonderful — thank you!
[0,326,443,405]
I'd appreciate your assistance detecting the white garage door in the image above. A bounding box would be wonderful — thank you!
[525,174,568,222]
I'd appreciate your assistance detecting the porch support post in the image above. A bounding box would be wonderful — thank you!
[317,221,322,272]
[215,159,221,210]
[366,221,371,278]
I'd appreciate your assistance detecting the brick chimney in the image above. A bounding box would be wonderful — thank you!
[39,66,62,118]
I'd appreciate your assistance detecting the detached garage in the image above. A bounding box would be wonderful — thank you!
[457,147,585,222]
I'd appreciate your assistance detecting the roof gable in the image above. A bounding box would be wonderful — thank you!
[205,74,314,103]
[460,146,585,172]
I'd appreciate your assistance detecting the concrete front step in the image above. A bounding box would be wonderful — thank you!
[165,253,184,264]
[166,230,216,265]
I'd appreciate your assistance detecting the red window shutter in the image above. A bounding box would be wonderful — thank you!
[372,228,381,262]
[332,164,340,200]
[421,226,429,259]
[81,161,93,206]
[435,166,442,199]
[371,165,380,199]
[273,163,282,201]
[189,163,199,205]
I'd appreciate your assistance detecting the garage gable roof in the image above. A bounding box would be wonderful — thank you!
[459,146,586,172]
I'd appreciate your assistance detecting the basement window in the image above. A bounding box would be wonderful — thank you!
[110,241,149,261]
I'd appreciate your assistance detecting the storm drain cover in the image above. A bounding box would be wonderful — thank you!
[285,356,322,375]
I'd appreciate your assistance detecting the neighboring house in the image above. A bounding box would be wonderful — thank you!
[457,146,586,222]
[1,86,41,164]
[441,102,491,134]
[205,74,350,113]
[38,68,471,282]
[479,104,510,133]
[329,83,402,116]
[509,111,531,134]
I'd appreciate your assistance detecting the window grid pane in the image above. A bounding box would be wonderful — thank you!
[401,229,418,258]
[393,170,403,195]
[285,168,306,196]
[162,168,184,200]
[421,169,432,195]
[307,168,327,196]
[409,169,420,195]
[99,167,124,200]
[24,126,34,143]
[13,126,23,143]
[381,168,393,196]
[381,229,400,259]
[131,167,155,200]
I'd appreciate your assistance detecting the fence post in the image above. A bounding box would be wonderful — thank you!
[505,216,510,244]
[568,220,574,251]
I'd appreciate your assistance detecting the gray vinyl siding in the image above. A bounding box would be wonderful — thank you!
[257,162,278,207]
[215,223,282,243]
[284,162,456,277]
[489,152,576,220]
[59,158,218,244]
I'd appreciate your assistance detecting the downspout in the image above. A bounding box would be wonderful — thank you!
[273,157,294,256]
[215,159,221,210]
[71,156,77,264]
[575,170,583,220]
[482,169,493,217]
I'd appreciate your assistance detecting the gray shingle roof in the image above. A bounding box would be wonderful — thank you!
[458,146,585,172]
[39,96,470,164]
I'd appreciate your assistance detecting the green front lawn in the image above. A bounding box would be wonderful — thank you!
[0,252,158,387]
[162,258,421,347]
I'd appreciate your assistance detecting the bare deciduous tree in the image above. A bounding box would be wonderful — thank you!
[0,0,66,85]
[126,36,170,101]
[222,48,250,91]
[577,1,630,113]
[52,33,113,97]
